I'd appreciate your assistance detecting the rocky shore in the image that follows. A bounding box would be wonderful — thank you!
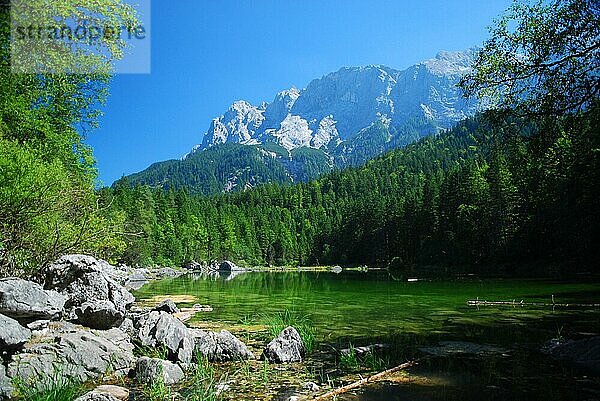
[0,255,304,401]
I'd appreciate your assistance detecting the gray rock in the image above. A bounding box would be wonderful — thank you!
[192,329,254,362]
[118,318,135,338]
[0,313,31,350]
[218,260,245,271]
[419,341,508,357]
[152,299,179,314]
[26,320,50,332]
[330,265,343,274]
[75,301,125,330]
[7,322,135,386]
[135,357,184,385]
[156,267,180,279]
[0,278,66,322]
[263,326,305,363]
[303,381,320,392]
[89,385,129,401]
[134,311,194,364]
[0,364,14,400]
[74,392,120,401]
[548,336,600,373]
[124,271,148,291]
[44,255,135,319]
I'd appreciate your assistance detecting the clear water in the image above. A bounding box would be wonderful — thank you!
[134,270,600,400]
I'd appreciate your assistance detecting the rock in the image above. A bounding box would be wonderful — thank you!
[218,260,246,272]
[90,385,129,401]
[74,391,120,401]
[134,311,195,364]
[26,320,50,332]
[547,336,600,373]
[0,278,66,322]
[75,301,125,330]
[7,322,135,385]
[157,267,180,279]
[135,357,184,385]
[191,329,254,362]
[44,255,135,319]
[330,265,342,274]
[340,343,389,356]
[184,261,202,271]
[152,299,180,314]
[419,341,509,357]
[263,326,305,363]
[303,381,320,392]
[0,313,31,350]
[124,271,148,291]
[118,318,135,338]
[0,364,14,400]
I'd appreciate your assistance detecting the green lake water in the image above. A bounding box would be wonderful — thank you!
[134,270,600,400]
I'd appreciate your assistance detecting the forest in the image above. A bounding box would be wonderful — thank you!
[100,107,600,273]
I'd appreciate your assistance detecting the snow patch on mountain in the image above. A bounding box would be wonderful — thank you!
[192,50,480,157]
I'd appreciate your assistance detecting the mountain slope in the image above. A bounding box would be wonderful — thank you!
[120,50,480,194]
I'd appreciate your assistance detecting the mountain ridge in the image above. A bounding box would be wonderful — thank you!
[118,49,480,194]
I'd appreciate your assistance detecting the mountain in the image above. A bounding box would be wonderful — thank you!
[119,50,480,194]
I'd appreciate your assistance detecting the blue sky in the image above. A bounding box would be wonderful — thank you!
[88,0,512,186]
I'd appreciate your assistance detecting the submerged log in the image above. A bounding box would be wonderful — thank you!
[467,297,600,309]
[311,358,421,400]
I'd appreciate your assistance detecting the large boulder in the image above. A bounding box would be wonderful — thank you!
[7,322,135,386]
[191,329,254,362]
[135,357,184,385]
[547,336,600,373]
[134,311,195,364]
[75,301,125,330]
[44,255,135,319]
[218,260,245,272]
[263,326,305,363]
[0,313,31,350]
[0,278,66,322]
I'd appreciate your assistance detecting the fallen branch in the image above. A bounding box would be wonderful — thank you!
[467,297,600,308]
[311,358,421,400]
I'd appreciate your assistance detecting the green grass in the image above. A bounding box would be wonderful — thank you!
[12,370,86,401]
[141,376,172,401]
[339,343,360,371]
[262,309,317,354]
[136,344,169,359]
[184,352,222,401]
[338,344,387,372]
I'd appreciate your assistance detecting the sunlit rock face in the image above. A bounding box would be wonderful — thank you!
[194,50,479,154]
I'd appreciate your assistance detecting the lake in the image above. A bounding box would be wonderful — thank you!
[134,270,600,400]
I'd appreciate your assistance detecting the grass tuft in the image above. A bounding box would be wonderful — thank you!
[263,309,317,353]
[12,369,86,401]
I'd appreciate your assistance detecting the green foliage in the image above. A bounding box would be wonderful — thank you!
[339,344,360,371]
[0,2,136,276]
[135,345,169,360]
[12,370,86,401]
[103,106,600,274]
[460,0,600,115]
[141,376,172,401]
[184,353,221,401]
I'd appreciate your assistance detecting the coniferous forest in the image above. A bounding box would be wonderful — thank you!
[100,107,600,273]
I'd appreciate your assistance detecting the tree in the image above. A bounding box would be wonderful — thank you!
[460,0,600,116]
[0,1,140,275]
